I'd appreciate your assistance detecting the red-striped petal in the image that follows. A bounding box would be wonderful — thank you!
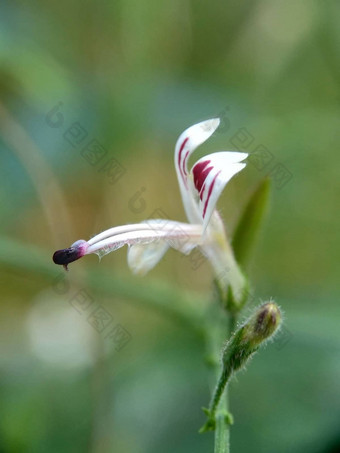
[190,152,248,230]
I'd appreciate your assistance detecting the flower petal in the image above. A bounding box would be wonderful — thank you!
[127,219,202,275]
[174,118,220,224]
[127,242,169,275]
[191,152,247,231]
[85,221,203,271]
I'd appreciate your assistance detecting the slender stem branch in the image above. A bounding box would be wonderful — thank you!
[209,365,233,417]
[0,102,74,245]
[212,312,237,453]
[214,393,230,453]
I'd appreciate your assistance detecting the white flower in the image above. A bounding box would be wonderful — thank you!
[53,119,247,302]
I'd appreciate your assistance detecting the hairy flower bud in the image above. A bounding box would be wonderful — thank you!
[201,302,282,432]
[222,302,281,371]
[243,302,281,346]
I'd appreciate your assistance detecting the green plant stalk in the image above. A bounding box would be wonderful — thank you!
[214,392,230,453]
[213,313,236,453]
[201,311,236,450]
[205,301,282,452]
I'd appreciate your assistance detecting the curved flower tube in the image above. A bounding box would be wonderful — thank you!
[53,119,248,303]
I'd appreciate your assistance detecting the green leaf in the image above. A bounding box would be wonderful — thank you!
[232,178,271,269]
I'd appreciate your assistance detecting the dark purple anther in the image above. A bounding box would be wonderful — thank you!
[52,240,88,270]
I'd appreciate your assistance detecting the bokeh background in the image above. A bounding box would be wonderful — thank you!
[1,1,339,452]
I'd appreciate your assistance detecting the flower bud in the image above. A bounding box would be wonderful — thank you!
[200,302,282,432]
[244,301,281,346]
[222,302,282,372]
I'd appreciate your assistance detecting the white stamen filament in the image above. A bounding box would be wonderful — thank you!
[86,221,204,255]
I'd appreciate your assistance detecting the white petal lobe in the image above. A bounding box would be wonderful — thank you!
[128,242,169,275]
[190,152,247,230]
[174,118,220,224]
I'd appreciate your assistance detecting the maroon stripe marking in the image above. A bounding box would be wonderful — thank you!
[192,160,212,193]
[203,171,221,218]
[177,137,189,185]
[182,150,189,175]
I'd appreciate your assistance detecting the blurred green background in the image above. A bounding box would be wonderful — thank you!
[1,0,340,452]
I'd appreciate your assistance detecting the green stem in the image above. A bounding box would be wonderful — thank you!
[212,313,237,453]
[210,365,233,417]
[214,395,230,453]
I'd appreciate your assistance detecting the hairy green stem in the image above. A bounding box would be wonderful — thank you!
[214,394,230,453]
[213,313,237,453]
[210,365,233,418]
